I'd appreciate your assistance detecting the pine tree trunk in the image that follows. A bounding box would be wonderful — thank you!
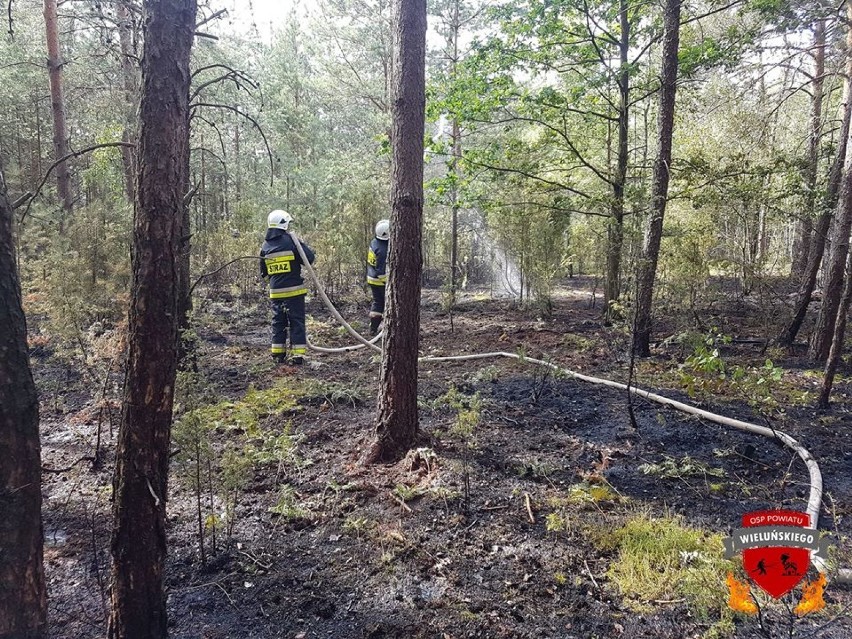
[778,102,852,346]
[810,6,852,363]
[779,50,852,348]
[633,0,681,356]
[791,20,826,277]
[819,252,852,406]
[117,0,139,204]
[811,176,852,363]
[0,161,47,639]
[450,117,460,306]
[367,0,426,464]
[449,0,461,308]
[108,1,197,638]
[605,0,630,315]
[43,0,73,219]
[177,194,192,357]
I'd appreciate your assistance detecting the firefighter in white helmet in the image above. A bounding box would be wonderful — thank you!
[259,210,315,365]
[366,219,389,335]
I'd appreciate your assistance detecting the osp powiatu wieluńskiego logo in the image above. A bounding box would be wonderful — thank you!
[723,509,830,616]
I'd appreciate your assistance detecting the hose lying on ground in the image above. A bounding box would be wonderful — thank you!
[288,231,850,583]
[308,330,383,353]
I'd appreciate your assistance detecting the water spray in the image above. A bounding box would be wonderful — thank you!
[287,231,850,584]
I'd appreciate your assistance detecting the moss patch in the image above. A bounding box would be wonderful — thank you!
[601,513,734,618]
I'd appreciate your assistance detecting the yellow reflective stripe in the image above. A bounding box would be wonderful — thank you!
[270,287,307,299]
[367,276,386,286]
[369,311,383,318]
[265,250,295,259]
[271,345,285,354]
[270,284,305,293]
[290,346,306,355]
[265,256,292,274]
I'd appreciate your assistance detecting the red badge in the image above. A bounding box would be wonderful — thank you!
[740,510,810,598]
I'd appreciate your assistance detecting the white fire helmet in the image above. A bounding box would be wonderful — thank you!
[267,209,293,230]
[375,219,390,240]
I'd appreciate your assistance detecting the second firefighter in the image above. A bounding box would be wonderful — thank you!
[367,219,389,335]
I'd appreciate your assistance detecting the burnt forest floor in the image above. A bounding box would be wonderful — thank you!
[31,276,852,639]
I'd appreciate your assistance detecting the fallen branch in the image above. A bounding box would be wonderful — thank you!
[583,559,601,592]
[215,582,236,607]
[391,492,413,513]
[238,549,272,571]
[524,492,535,524]
[479,504,510,512]
[42,456,95,473]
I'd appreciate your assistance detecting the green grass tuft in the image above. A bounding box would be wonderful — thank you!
[602,513,734,618]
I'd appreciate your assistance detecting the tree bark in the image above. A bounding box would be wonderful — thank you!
[117,0,140,203]
[779,39,852,348]
[449,1,461,309]
[43,0,73,219]
[108,1,197,638]
[604,0,630,314]
[366,0,426,464]
[810,5,852,363]
[177,193,192,360]
[450,117,461,309]
[633,0,681,357]
[811,173,852,363]
[0,161,47,639]
[819,251,852,406]
[791,20,826,277]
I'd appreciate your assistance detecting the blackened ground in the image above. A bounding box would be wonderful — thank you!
[34,278,852,639]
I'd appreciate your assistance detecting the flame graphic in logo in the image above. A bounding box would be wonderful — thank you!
[726,572,758,615]
[794,573,826,616]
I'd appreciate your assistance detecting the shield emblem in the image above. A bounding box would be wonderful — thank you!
[741,510,810,598]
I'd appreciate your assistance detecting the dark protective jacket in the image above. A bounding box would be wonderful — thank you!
[259,228,316,299]
[366,237,388,286]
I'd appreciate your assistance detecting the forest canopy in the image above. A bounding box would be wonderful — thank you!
[2,0,843,321]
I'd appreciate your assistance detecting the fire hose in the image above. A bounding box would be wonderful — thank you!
[287,231,850,583]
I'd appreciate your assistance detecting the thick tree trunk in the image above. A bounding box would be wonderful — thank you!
[0,163,47,639]
[810,7,852,364]
[633,0,681,357]
[605,0,630,314]
[779,56,852,348]
[43,0,73,219]
[811,173,852,363]
[792,20,826,277]
[108,1,197,638]
[366,0,426,464]
[819,251,852,406]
